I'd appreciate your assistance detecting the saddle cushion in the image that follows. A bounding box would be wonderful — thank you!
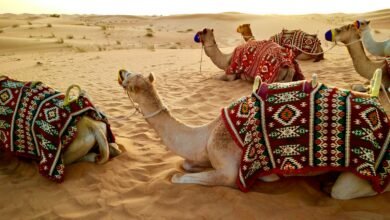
[226,40,304,83]
[0,77,115,182]
[270,29,321,56]
[222,80,390,193]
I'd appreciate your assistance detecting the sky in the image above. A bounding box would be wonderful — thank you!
[0,0,389,16]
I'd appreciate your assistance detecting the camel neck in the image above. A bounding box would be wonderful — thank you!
[203,43,232,70]
[344,38,386,83]
[139,91,211,161]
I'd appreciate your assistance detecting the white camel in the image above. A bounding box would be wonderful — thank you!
[118,69,390,200]
[0,75,121,181]
[358,20,390,57]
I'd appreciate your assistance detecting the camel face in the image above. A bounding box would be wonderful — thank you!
[325,24,360,44]
[118,69,155,103]
[358,20,371,31]
[196,28,216,45]
[236,24,250,33]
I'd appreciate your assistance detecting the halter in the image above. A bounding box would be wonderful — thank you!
[120,71,167,119]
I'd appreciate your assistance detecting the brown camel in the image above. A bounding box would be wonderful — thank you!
[118,69,390,200]
[0,76,121,181]
[236,24,324,62]
[325,23,390,90]
[196,28,302,83]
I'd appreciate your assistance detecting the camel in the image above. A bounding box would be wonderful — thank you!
[195,28,303,83]
[357,20,390,57]
[236,24,255,41]
[118,69,390,200]
[236,24,324,62]
[0,76,121,182]
[324,23,390,90]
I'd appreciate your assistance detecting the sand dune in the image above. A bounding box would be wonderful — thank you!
[1,10,390,219]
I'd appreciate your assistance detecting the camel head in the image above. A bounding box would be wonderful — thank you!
[356,20,371,31]
[325,23,361,44]
[236,24,251,34]
[118,69,156,105]
[194,28,216,46]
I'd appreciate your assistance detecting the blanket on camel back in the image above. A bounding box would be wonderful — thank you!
[226,40,304,83]
[269,29,321,56]
[221,80,390,193]
[0,77,115,182]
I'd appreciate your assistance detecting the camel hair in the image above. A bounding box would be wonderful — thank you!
[118,69,390,200]
[236,24,324,62]
[196,28,296,82]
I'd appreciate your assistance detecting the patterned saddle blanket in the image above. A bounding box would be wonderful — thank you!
[226,40,304,83]
[270,29,322,56]
[222,80,390,193]
[0,77,115,182]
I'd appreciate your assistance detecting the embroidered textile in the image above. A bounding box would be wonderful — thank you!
[221,80,390,193]
[226,40,304,83]
[270,29,321,56]
[0,77,115,182]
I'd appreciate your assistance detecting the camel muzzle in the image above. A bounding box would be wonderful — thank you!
[324,29,336,42]
[118,69,132,88]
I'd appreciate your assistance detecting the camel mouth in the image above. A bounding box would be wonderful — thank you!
[118,69,131,87]
[324,29,335,42]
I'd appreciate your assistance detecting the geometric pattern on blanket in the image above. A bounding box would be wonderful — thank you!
[226,40,304,83]
[270,29,321,56]
[221,80,390,193]
[0,77,115,182]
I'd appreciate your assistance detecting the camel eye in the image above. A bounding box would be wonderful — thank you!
[335,28,341,33]
[203,28,207,34]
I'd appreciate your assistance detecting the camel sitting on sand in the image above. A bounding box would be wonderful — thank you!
[356,20,390,57]
[195,28,304,83]
[0,76,121,182]
[236,24,324,62]
[325,23,390,93]
[118,68,390,200]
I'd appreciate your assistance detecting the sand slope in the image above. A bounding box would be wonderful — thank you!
[1,10,390,219]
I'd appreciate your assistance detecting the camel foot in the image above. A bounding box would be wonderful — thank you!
[78,152,99,163]
[171,170,235,187]
[331,172,377,200]
[109,143,122,157]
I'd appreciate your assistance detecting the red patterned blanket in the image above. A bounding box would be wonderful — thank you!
[222,80,390,193]
[270,29,321,56]
[226,40,304,83]
[0,77,115,182]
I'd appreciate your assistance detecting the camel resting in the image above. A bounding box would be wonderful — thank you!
[0,76,121,182]
[236,24,324,62]
[118,68,390,200]
[356,20,390,57]
[195,28,304,83]
[324,23,390,94]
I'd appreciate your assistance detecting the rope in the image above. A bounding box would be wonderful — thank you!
[64,84,82,106]
[199,44,204,74]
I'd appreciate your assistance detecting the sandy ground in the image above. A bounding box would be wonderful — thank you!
[1,10,390,219]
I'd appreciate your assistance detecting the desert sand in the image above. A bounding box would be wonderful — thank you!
[1,10,390,219]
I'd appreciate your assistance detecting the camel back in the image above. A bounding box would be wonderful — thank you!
[0,77,115,182]
[270,29,321,54]
[226,40,304,82]
[222,80,390,192]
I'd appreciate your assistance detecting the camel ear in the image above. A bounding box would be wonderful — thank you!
[367,20,371,25]
[148,72,155,83]
[211,29,214,32]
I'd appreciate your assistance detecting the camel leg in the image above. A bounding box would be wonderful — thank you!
[219,74,237,81]
[109,143,122,157]
[277,67,295,83]
[331,172,377,200]
[259,174,280,182]
[182,159,211,172]
[172,121,240,187]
